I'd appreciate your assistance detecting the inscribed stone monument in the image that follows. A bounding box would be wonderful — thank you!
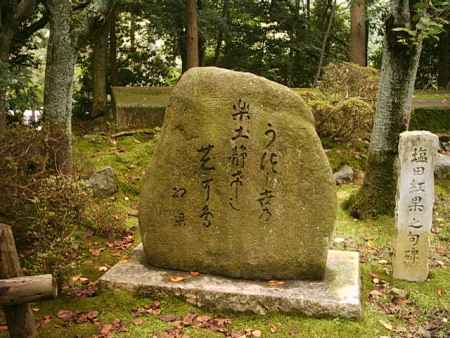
[139,67,337,281]
[393,131,439,282]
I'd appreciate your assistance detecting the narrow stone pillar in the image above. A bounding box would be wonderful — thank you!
[393,131,439,282]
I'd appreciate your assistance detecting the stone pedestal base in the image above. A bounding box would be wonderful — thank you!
[99,245,361,319]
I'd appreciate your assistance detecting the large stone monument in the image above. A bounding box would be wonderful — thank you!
[393,131,439,282]
[100,68,361,318]
[139,67,336,281]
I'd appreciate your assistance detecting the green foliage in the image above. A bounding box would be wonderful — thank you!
[0,59,43,113]
[0,125,126,284]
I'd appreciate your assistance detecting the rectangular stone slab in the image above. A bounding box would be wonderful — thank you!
[99,245,361,319]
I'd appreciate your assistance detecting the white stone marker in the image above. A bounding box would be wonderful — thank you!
[393,131,439,282]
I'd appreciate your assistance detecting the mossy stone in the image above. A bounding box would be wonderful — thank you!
[139,67,336,281]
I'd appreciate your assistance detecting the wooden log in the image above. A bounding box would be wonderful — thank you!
[110,128,155,138]
[0,274,57,305]
[0,224,38,338]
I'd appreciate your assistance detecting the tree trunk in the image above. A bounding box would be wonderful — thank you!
[185,0,199,70]
[44,0,76,175]
[314,0,336,86]
[130,18,136,52]
[0,224,37,338]
[0,48,10,129]
[109,8,119,86]
[351,0,423,218]
[0,0,16,129]
[350,0,367,66]
[92,24,108,118]
[438,25,449,88]
[213,0,230,66]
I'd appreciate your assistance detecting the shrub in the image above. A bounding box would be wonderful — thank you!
[319,62,380,107]
[0,124,124,285]
[307,97,374,143]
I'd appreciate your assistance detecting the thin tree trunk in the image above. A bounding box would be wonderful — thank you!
[0,0,16,129]
[314,0,336,86]
[213,0,229,66]
[352,0,423,218]
[0,224,38,338]
[185,0,199,70]
[109,8,119,86]
[44,0,76,175]
[350,0,367,66]
[92,24,108,118]
[438,25,449,88]
[130,18,136,52]
[0,49,10,129]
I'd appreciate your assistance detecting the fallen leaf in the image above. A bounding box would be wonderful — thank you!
[100,324,113,335]
[57,310,75,322]
[268,280,286,287]
[190,271,201,277]
[98,266,109,272]
[159,314,179,322]
[89,248,102,257]
[369,289,383,298]
[252,329,262,337]
[133,319,144,326]
[169,276,186,283]
[41,315,53,325]
[270,324,278,333]
[379,320,393,331]
[87,311,98,321]
[0,325,8,332]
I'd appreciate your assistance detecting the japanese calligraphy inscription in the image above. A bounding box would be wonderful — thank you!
[139,67,337,281]
[393,131,439,282]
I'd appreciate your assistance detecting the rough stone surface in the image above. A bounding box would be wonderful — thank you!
[139,67,337,281]
[99,245,361,319]
[393,131,439,282]
[87,167,118,197]
[435,153,450,180]
[334,165,354,185]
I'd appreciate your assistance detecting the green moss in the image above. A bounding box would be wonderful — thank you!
[410,108,450,133]
[2,129,449,338]
[112,87,173,109]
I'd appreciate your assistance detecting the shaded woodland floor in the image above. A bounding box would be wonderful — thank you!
[1,131,449,338]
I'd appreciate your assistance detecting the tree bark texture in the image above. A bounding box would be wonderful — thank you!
[438,25,449,88]
[0,275,57,306]
[0,0,17,130]
[0,224,38,338]
[109,8,119,86]
[44,0,115,174]
[350,0,367,66]
[44,0,76,175]
[93,24,108,117]
[185,0,199,70]
[352,0,423,218]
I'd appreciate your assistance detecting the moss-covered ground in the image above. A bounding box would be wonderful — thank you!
[1,131,449,338]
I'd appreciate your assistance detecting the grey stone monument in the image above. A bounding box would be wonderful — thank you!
[393,131,439,282]
[100,67,361,318]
